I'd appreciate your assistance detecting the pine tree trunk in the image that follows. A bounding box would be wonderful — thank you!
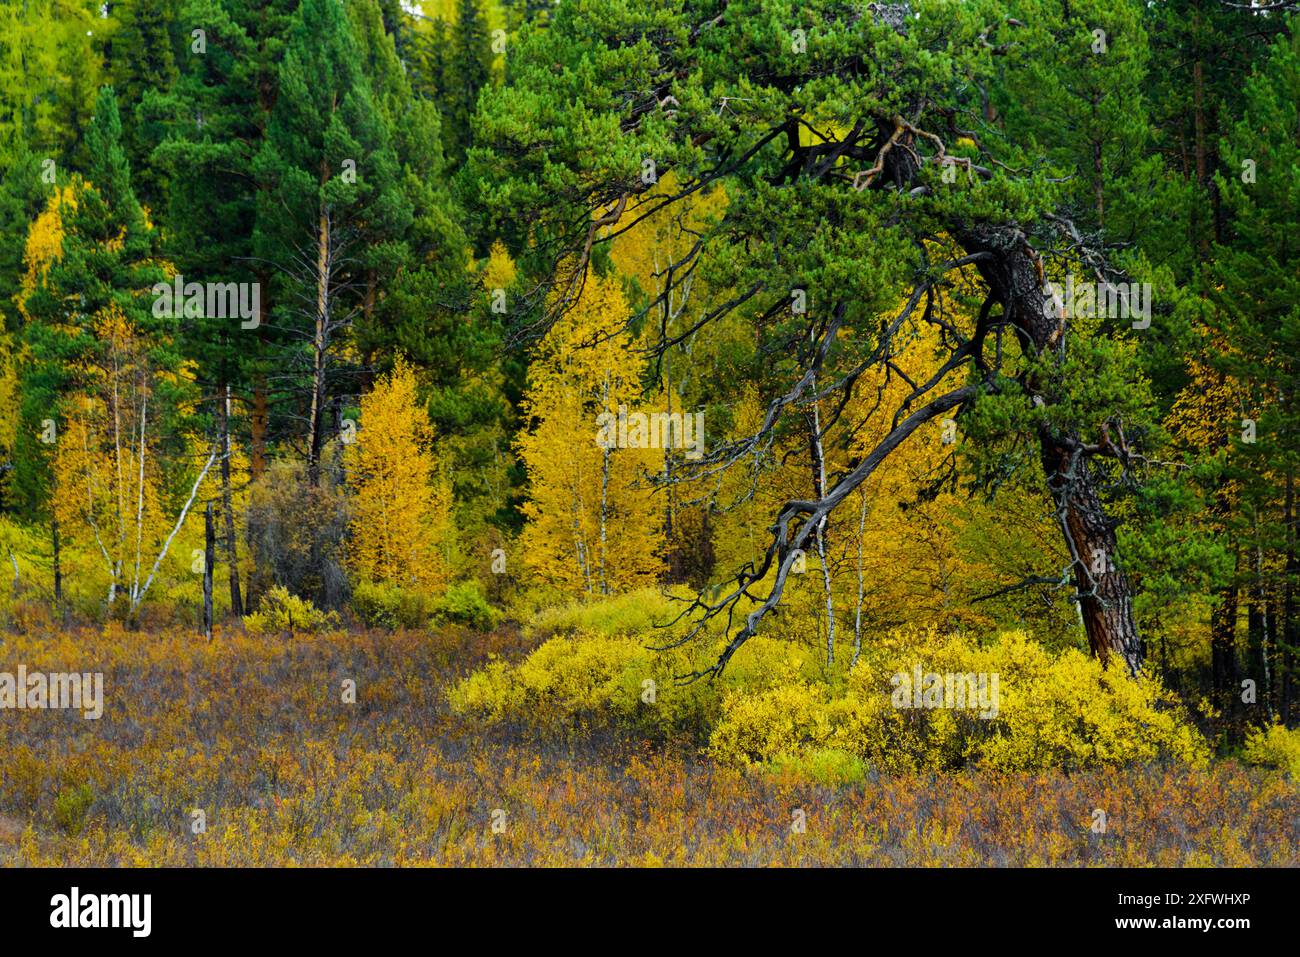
[307,200,330,484]
[957,224,1144,674]
[250,378,268,481]
[203,501,214,641]
[220,383,243,616]
[1248,539,1274,722]
[52,516,62,606]
[1210,552,1240,733]
[1283,470,1296,725]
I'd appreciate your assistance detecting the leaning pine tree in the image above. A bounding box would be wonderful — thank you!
[471,0,1163,675]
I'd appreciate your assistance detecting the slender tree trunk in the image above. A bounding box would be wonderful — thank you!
[807,378,835,666]
[330,394,346,485]
[250,377,268,481]
[52,516,62,606]
[1211,550,1240,734]
[307,199,330,485]
[662,359,675,544]
[597,375,611,596]
[851,484,869,669]
[203,501,214,641]
[1248,538,1274,722]
[219,383,243,616]
[109,360,125,607]
[1092,141,1104,227]
[1284,470,1296,725]
[130,390,147,604]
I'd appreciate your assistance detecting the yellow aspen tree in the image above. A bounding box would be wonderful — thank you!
[50,306,173,608]
[518,272,664,595]
[347,359,452,591]
[610,173,728,566]
[831,303,991,643]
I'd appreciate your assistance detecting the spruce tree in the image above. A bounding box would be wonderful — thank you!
[253,0,409,481]
[1211,27,1300,724]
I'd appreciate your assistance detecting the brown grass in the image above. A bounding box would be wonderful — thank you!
[0,622,1295,866]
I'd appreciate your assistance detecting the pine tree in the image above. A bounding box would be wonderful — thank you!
[147,0,300,612]
[443,0,492,165]
[15,87,202,613]
[110,0,179,210]
[1210,27,1300,725]
[15,87,178,517]
[253,0,410,483]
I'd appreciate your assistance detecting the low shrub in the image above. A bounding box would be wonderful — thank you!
[710,628,1209,773]
[1244,724,1300,778]
[448,630,818,743]
[451,615,1210,773]
[351,580,433,629]
[245,460,350,610]
[431,581,499,631]
[760,748,868,787]
[53,783,94,835]
[523,587,695,640]
[244,586,341,636]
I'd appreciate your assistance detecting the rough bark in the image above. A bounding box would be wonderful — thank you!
[1284,470,1296,724]
[250,379,268,481]
[203,501,214,641]
[806,379,835,666]
[52,516,62,605]
[955,224,1144,674]
[306,195,330,485]
[1211,549,1240,728]
[220,384,243,617]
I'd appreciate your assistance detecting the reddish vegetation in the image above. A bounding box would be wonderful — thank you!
[0,624,1295,866]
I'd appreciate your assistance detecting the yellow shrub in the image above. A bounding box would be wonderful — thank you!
[708,627,1208,773]
[761,748,868,786]
[706,682,836,765]
[977,639,1208,771]
[523,587,695,640]
[1244,724,1300,778]
[448,630,818,742]
[243,586,340,636]
[451,620,1208,773]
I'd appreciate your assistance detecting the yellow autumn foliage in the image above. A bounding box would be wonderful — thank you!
[49,305,180,605]
[710,627,1209,774]
[19,183,76,307]
[347,359,451,591]
[1244,724,1300,779]
[451,596,1208,776]
[243,585,341,635]
[0,332,19,455]
[517,271,664,595]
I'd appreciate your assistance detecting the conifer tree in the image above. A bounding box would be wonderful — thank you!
[15,87,179,517]
[443,0,492,165]
[253,0,410,483]
[1210,27,1300,724]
